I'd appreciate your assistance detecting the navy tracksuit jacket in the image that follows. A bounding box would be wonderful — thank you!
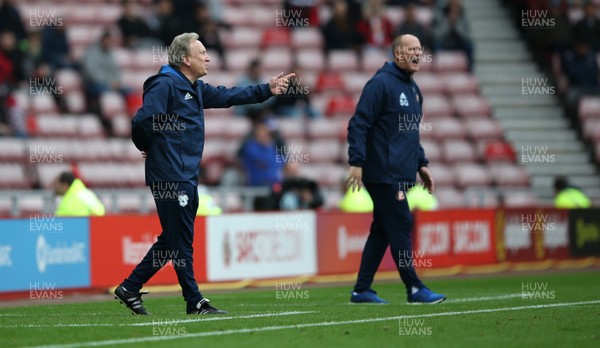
[347,62,429,294]
[123,65,272,307]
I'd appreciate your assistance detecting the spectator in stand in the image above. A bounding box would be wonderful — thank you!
[41,24,73,70]
[82,31,131,128]
[184,2,229,70]
[25,31,68,113]
[235,59,274,116]
[0,0,26,41]
[269,162,324,211]
[239,114,286,188]
[357,0,394,51]
[561,39,600,115]
[283,0,319,28]
[395,3,431,51]
[554,176,592,209]
[271,62,318,118]
[432,0,474,71]
[117,0,156,48]
[573,1,600,52]
[321,0,365,65]
[0,31,25,86]
[146,0,182,46]
[53,171,106,216]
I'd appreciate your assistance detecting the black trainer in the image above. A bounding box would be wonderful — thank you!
[114,285,150,315]
[187,298,228,315]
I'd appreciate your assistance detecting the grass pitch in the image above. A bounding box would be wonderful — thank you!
[0,270,599,348]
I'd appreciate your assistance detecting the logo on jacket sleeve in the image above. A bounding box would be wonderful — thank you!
[178,194,189,207]
[399,93,409,107]
[184,92,193,100]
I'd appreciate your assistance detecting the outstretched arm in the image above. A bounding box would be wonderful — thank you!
[202,72,295,108]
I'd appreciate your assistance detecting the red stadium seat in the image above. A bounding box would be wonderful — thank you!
[306,139,342,163]
[414,73,445,95]
[430,117,467,140]
[100,91,126,118]
[34,115,78,137]
[226,48,260,71]
[327,50,359,72]
[463,187,500,208]
[31,94,58,114]
[465,118,503,141]
[65,91,86,114]
[0,138,27,162]
[421,139,442,162]
[111,114,131,137]
[423,94,453,118]
[261,28,290,47]
[222,27,262,49]
[483,140,516,163]
[262,48,293,71]
[442,139,478,163]
[296,49,325,72]
[307,118,344,139]
[0,163,31,189]
[434,51,468,72]
[56,69,83,93]
[453,164,492,189]
[325,95,356,117]
[442,73,479,95]
[277,118,306,139]
[435,187,465,209]
[343,72,371,93]
[452,94,492,118]
[582,118,600,141]
[578,96,600,119]
[502,190,539,208]
[489,163,530,187]
[291,27,323,49]
[426,162,454,187]
[314,71,345,93]
[362,49,388,72]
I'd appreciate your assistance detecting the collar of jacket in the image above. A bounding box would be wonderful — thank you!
[381,61,413,83]
[159,64,198,92]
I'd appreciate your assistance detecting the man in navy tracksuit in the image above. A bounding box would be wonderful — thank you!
[346,34,446,304]
[114,33,294,315]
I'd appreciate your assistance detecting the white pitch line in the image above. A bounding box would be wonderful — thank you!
[449,293,524,303]
[0,311,316,328]
[29,299,600,348]
[0,293,539,323]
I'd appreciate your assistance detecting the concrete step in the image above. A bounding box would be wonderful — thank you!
[489,95,559,107]
[494,106,563,119]
[499,118,568,130]
[506,129,577,142]
[524,164,596,175]
[477,51,530,63]
[531,175,600,189]
[476,62,540,75]
[512,141,584,152]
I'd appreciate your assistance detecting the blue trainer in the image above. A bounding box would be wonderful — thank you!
[350,290,389,304]
[407,287,446,304]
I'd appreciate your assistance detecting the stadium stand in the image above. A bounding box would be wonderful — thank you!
[2,0,597,216]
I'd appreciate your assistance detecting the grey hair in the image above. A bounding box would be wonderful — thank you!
[168,32,199,67]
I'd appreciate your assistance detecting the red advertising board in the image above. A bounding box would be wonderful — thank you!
[316,212,397,275]
[413,209,497,268]
[90,216,207,288]
[497,208,569,262]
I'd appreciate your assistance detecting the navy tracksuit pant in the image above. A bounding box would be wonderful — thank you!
[353,183,425,296]
[122,182,202,309]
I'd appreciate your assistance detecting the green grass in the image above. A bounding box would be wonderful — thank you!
[1,271,599,348]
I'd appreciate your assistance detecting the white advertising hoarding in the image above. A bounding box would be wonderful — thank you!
[206,212,317,281]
